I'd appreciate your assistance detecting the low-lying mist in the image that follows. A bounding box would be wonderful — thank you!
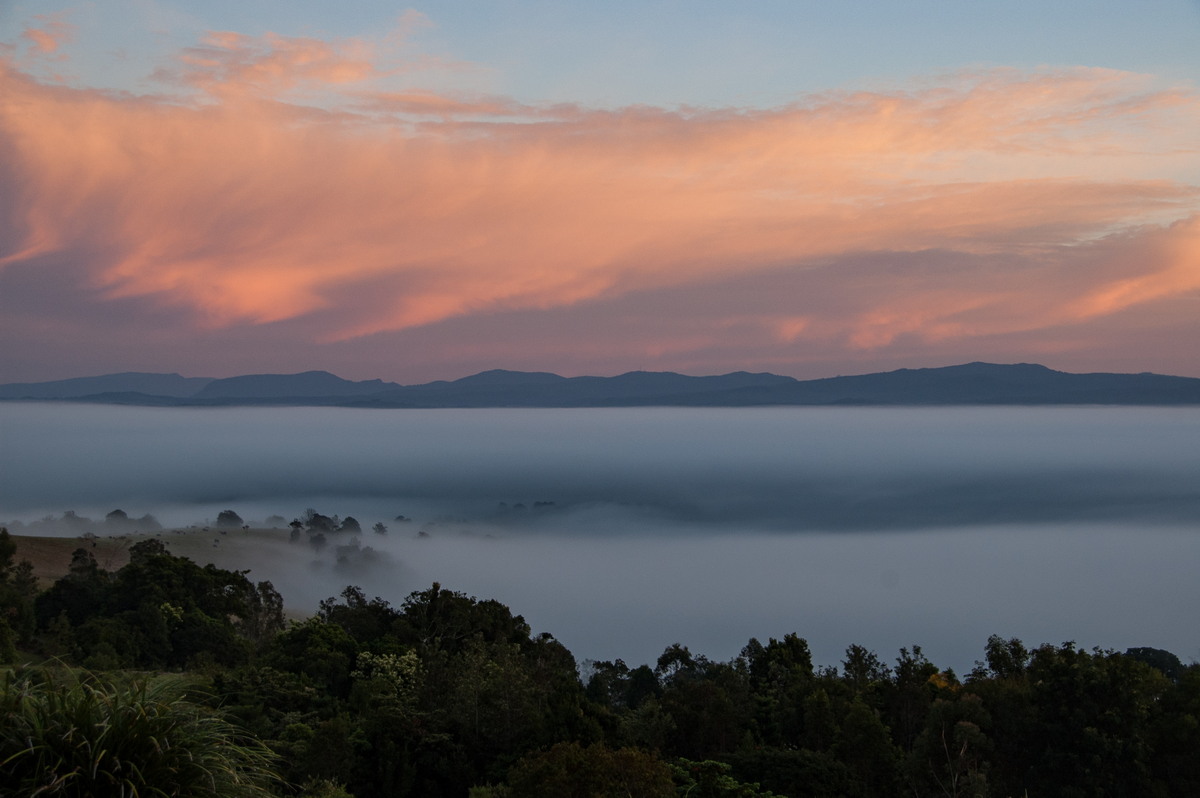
[3,403,1199,670]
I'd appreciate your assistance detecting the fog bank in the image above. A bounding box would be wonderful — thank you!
[3,404,1198,670]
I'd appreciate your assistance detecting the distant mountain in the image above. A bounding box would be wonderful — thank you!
[681,362,1200,406]
[194,371,400,399]
[0,372,214,400]
[3,363,1200,407]
[371,369,797,407]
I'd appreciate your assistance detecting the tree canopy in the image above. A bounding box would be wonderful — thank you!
[3,528,1197,798]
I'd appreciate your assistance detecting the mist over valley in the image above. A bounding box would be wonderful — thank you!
[4,403,1198,671]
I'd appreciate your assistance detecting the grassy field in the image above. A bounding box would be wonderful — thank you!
[10,528,295,586]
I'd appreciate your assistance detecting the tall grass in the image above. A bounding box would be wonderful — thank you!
[0,666,280,797]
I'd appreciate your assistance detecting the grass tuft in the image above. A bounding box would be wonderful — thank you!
[1,666,280,797]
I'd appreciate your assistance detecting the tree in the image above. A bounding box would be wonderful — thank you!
[307,513,336,533]
[1124,647,1184,683]
[373,522,388,535]
[1021,642,1166,797]
[586,658,631,709]
[741,634,813,746]
[1149,663,1200,794]
[655,643,697,685]
[802,688,839,752]
[671,758,782,798]
[237,580,286,648]
[0,527,16,580]
[339,516,362,533]
[889,645,940,752]
[396,583,533,653]
[318,585,400,644]
[505,742,674,798]
[129,537,169,563]
[974,634,1029,681]
[842,644,891,696]
[0,530,27,659]
[838,699,900,796]
[35,548,108,629]
[907,694,991,798]
[264,617,359,696]
[217,509,245,528]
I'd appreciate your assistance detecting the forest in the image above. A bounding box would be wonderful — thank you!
[1,526,1196,798]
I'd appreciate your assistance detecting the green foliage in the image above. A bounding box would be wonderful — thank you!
[0,667,279,797]
[298,778,356,798]
[841,644,891,697]
[1148,664,1200,794]
[741,635,814,747]
[8,540,1198,798]
[33,542,264,669]
[505,741,675,798]
[265,616,358,696]
[1125,646,1184,682]
[0,615,16,664]
[396,582,534,653]
[838,699,901,796]
[906,694,991,798]
[724,747,854,798]
[0,527,16,578]
[0,528,38,650]
[671,758,781,797]
[1021,642,1168,797]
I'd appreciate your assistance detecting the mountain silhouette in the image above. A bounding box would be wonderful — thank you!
[3,363,1199,406]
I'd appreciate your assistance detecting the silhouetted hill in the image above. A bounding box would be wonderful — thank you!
[3,363,1200,406]
[193,370,400,399]
[0,372,213,399]
[374,369,796,407]
[677,362,1200,406]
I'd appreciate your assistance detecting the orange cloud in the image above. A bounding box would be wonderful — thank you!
[1,36,1198,362]
[21,13,74,55]
[172,30,379,96]
[1066,216,1200,319]
[152,12,466,103]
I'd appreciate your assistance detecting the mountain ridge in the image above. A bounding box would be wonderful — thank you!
[3,362,1200,406]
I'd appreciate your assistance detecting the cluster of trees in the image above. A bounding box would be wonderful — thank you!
[287,508,389,552]
[2,508,163,536]
[16,535,284,671]
[2,527,1197,797]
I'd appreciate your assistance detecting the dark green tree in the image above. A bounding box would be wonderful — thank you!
[838,699,900,796]
[907,694,991,798]
[505,741,674,798]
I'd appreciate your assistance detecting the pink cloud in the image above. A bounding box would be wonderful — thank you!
[1066,216,1200,319]
[172,30,379,96]
[21,14,74,55]
[1,33,1198,377]
[153,12,464,101]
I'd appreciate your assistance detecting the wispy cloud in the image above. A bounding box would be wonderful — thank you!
[20,12,74,55]
[151,11,467,101]
[1,23,1198,378]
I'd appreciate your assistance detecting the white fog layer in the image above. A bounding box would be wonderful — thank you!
[2,404,1198,671]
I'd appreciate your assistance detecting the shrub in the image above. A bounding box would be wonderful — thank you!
[0,667,280,797]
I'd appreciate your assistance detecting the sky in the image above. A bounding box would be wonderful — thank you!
[2,1,1199,383]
